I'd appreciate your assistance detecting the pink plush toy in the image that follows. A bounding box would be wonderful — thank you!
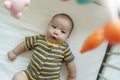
[3,0,30,19]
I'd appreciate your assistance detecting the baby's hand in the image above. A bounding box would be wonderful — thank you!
[7,51,17,61]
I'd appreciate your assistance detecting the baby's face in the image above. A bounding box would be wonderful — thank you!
[46,16,72,44]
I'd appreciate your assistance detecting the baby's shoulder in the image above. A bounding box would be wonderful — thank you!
[62,42,69,47]
[60,42,70,50]
[35,34,45,40]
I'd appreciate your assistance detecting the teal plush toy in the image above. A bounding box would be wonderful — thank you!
[76,0,96,4]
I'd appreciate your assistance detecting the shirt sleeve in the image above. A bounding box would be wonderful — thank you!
[63,47,74,63]
[24,35,40,50]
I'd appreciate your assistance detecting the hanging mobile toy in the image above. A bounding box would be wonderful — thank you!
[80,27,105,53]
[76,0,96,4]
[104,19,120,45]
[61,0,69,1]
[3,0,31,19]
[80,19,120,53]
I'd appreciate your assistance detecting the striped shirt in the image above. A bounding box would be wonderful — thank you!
[24,35,74,80]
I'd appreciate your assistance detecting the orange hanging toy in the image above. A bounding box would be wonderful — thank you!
[104,19,120,45]
[80,27,105,53]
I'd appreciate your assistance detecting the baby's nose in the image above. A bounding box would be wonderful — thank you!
[54,31,58,35]
[54,29,59,35]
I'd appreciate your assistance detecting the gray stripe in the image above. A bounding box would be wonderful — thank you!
[30,58,41,71]
[34,51,46,61]
[32,55,44,66]
[34,47,48,58]
[25,37,31,50]
[44,62,62,68]
[39,73,59,78]
[27,66,36,79]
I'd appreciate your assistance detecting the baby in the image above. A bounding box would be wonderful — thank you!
[8,13,76,80]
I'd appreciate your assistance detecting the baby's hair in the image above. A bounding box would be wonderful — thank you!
[50,13,74,35]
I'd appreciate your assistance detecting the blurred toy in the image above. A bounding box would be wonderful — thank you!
[76,0,95,4]
[80,19,120,53]
[80,27,105,53]
[61,0,69,1]
[104,19,120,45]
[3,0,30,19]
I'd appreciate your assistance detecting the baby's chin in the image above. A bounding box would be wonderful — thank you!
[47,36,57,44]
[50,39,59,44]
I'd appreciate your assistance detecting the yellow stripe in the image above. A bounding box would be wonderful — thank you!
[31,58,41,70]
[42,66,60,70]
[37,43,50,50]
[64,55,72,61]
[40,43,63,54]
[26,71,35,80]
[24,38,29,51]
[65,50,71,56]
[59,45,66,49]
[47,58,62,61]
[37,40,59,47]
[49,53,64,58]
[36,47,49,55]
[33,36,36,43]
[45,62,62,65]
[38,75,58,78]
[54,79,59,80]
[31,64,40,74]
[33,54,44,64]
[40,43,49,49]
[27,37,31,50]
[37,39,66,49]
[22,71,28,80]
[34,50,46,59]
[35,43,63,54]
[52,49,63,53]
[38,35,41,38]
[64,47,69,52]
[40,71,59,74]
[30,37,34,48]
[31,70,36,79]
[25,37,31,50]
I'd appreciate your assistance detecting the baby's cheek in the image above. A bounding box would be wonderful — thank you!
[59,37,66,42]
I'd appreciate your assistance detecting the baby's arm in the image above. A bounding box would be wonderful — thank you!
[66,61,76,80]
[8,41,26,61]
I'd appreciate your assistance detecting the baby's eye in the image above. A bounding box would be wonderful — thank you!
[61,30,65,34]
[52,25,56,29]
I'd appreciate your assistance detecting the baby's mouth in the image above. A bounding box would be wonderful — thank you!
[51,36,57,41]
